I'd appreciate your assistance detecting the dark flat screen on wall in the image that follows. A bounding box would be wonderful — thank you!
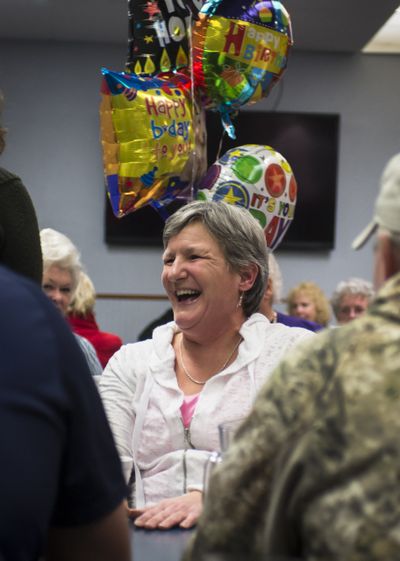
[105,110,340,250]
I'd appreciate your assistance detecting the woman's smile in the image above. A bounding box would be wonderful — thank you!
[175,288,202,304]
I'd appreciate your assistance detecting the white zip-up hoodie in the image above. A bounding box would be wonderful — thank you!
[99,313,314,507]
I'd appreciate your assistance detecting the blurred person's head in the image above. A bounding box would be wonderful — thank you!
[286,281,331,326]
[40,228,82,316]
[353,153,400,288]
[331,277,374,325]
[259,252,282,321]
[162,201,269,319]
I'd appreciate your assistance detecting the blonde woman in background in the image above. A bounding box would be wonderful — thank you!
[40,228,103,377]
[286,281,331,327]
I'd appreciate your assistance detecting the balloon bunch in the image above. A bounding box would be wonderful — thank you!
[99,0,293,220]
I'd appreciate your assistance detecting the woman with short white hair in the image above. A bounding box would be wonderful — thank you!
[331,277,374,325]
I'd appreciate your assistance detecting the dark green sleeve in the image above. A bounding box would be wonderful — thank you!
[0,168,43,284]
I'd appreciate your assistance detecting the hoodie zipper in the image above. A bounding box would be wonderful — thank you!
[182,419,195,494]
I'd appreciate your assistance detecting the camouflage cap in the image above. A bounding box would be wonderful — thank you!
[352,153,400,250]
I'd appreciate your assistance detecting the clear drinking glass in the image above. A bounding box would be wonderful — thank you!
[203,418,245,496]
[218,418,244,453]
[203,450,223,495]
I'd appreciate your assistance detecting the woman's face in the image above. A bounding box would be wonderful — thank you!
[42,265,73,316]
[290,291,317,322]
[161,222,243,337]
[336,293,369,324]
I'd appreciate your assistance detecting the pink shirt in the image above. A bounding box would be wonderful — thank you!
[180,393,200,428]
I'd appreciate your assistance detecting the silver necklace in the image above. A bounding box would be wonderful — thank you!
[179,335,242,385]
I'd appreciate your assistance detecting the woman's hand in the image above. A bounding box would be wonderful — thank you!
[129,491,202,529]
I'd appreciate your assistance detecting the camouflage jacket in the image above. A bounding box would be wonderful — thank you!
[184,273,400,561]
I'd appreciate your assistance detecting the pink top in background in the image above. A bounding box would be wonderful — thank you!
[181,393,200,428]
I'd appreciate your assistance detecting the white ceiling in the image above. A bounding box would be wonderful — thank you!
[0,0,399,53]
[363,6,400,53]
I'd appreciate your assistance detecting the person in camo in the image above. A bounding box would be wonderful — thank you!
[184,152,400,561]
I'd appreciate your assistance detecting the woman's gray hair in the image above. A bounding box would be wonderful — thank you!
[331,277,375,316]
[163,201,269,316]
[40,228,82,293]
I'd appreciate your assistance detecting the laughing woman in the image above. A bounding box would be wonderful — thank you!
[99,201,314,529]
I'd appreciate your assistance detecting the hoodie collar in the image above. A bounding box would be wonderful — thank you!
[148,313,271,379]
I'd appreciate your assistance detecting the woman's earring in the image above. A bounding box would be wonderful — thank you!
[237,292,244,309]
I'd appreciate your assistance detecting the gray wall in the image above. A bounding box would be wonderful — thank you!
[1,39,399,341]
